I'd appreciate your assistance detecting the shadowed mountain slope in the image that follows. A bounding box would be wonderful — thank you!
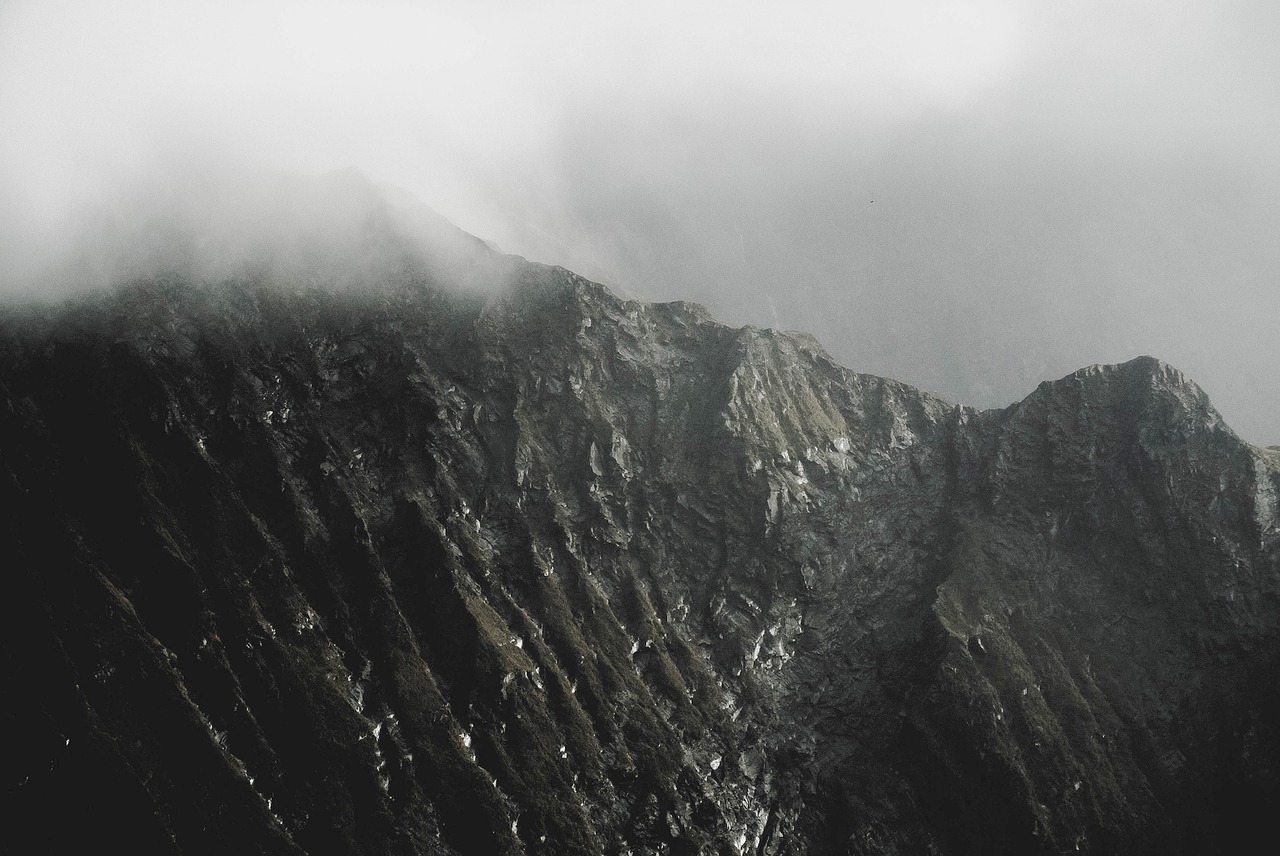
[3,221,1278,855]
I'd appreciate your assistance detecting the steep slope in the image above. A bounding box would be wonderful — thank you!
[3,262,1277,855]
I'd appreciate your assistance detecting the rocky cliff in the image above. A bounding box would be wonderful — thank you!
[4,245,1278,854]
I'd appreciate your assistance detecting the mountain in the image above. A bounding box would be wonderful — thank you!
[3,176,1278,854]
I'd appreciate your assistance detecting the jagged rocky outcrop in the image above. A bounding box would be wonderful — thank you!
[3,253,1278,854]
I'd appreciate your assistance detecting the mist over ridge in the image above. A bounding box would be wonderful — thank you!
[3,154,1274,450]
[2,0,1276,444]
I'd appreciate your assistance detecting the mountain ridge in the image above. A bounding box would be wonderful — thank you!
[3,236,1278,854]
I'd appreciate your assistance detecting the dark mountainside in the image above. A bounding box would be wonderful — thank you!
[4,179,1279,855]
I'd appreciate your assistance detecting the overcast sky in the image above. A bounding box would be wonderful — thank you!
[1,0,1276,443]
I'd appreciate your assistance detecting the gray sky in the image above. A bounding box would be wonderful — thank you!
[1,0,1277,444]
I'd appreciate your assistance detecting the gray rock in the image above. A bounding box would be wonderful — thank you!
[2,258,1276,854]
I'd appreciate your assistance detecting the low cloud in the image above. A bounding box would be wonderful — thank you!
[2,0,1276,443]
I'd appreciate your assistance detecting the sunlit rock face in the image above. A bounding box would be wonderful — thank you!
[3,244,1278,854]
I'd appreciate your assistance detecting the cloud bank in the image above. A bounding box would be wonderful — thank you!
[2,0,1276,443]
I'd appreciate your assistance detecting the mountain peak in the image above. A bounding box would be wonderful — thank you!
[1070,354,1199,391]
[4,218,1278,854]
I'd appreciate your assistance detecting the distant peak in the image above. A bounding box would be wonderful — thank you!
[1067,355,1201,393]
[1015,354,1232,444]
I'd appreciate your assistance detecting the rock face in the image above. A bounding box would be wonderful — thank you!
[3,252,1278,854]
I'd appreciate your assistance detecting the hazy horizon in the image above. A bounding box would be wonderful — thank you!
[2,1,1276,444]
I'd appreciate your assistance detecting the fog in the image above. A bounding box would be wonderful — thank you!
[2,0,1276,444]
